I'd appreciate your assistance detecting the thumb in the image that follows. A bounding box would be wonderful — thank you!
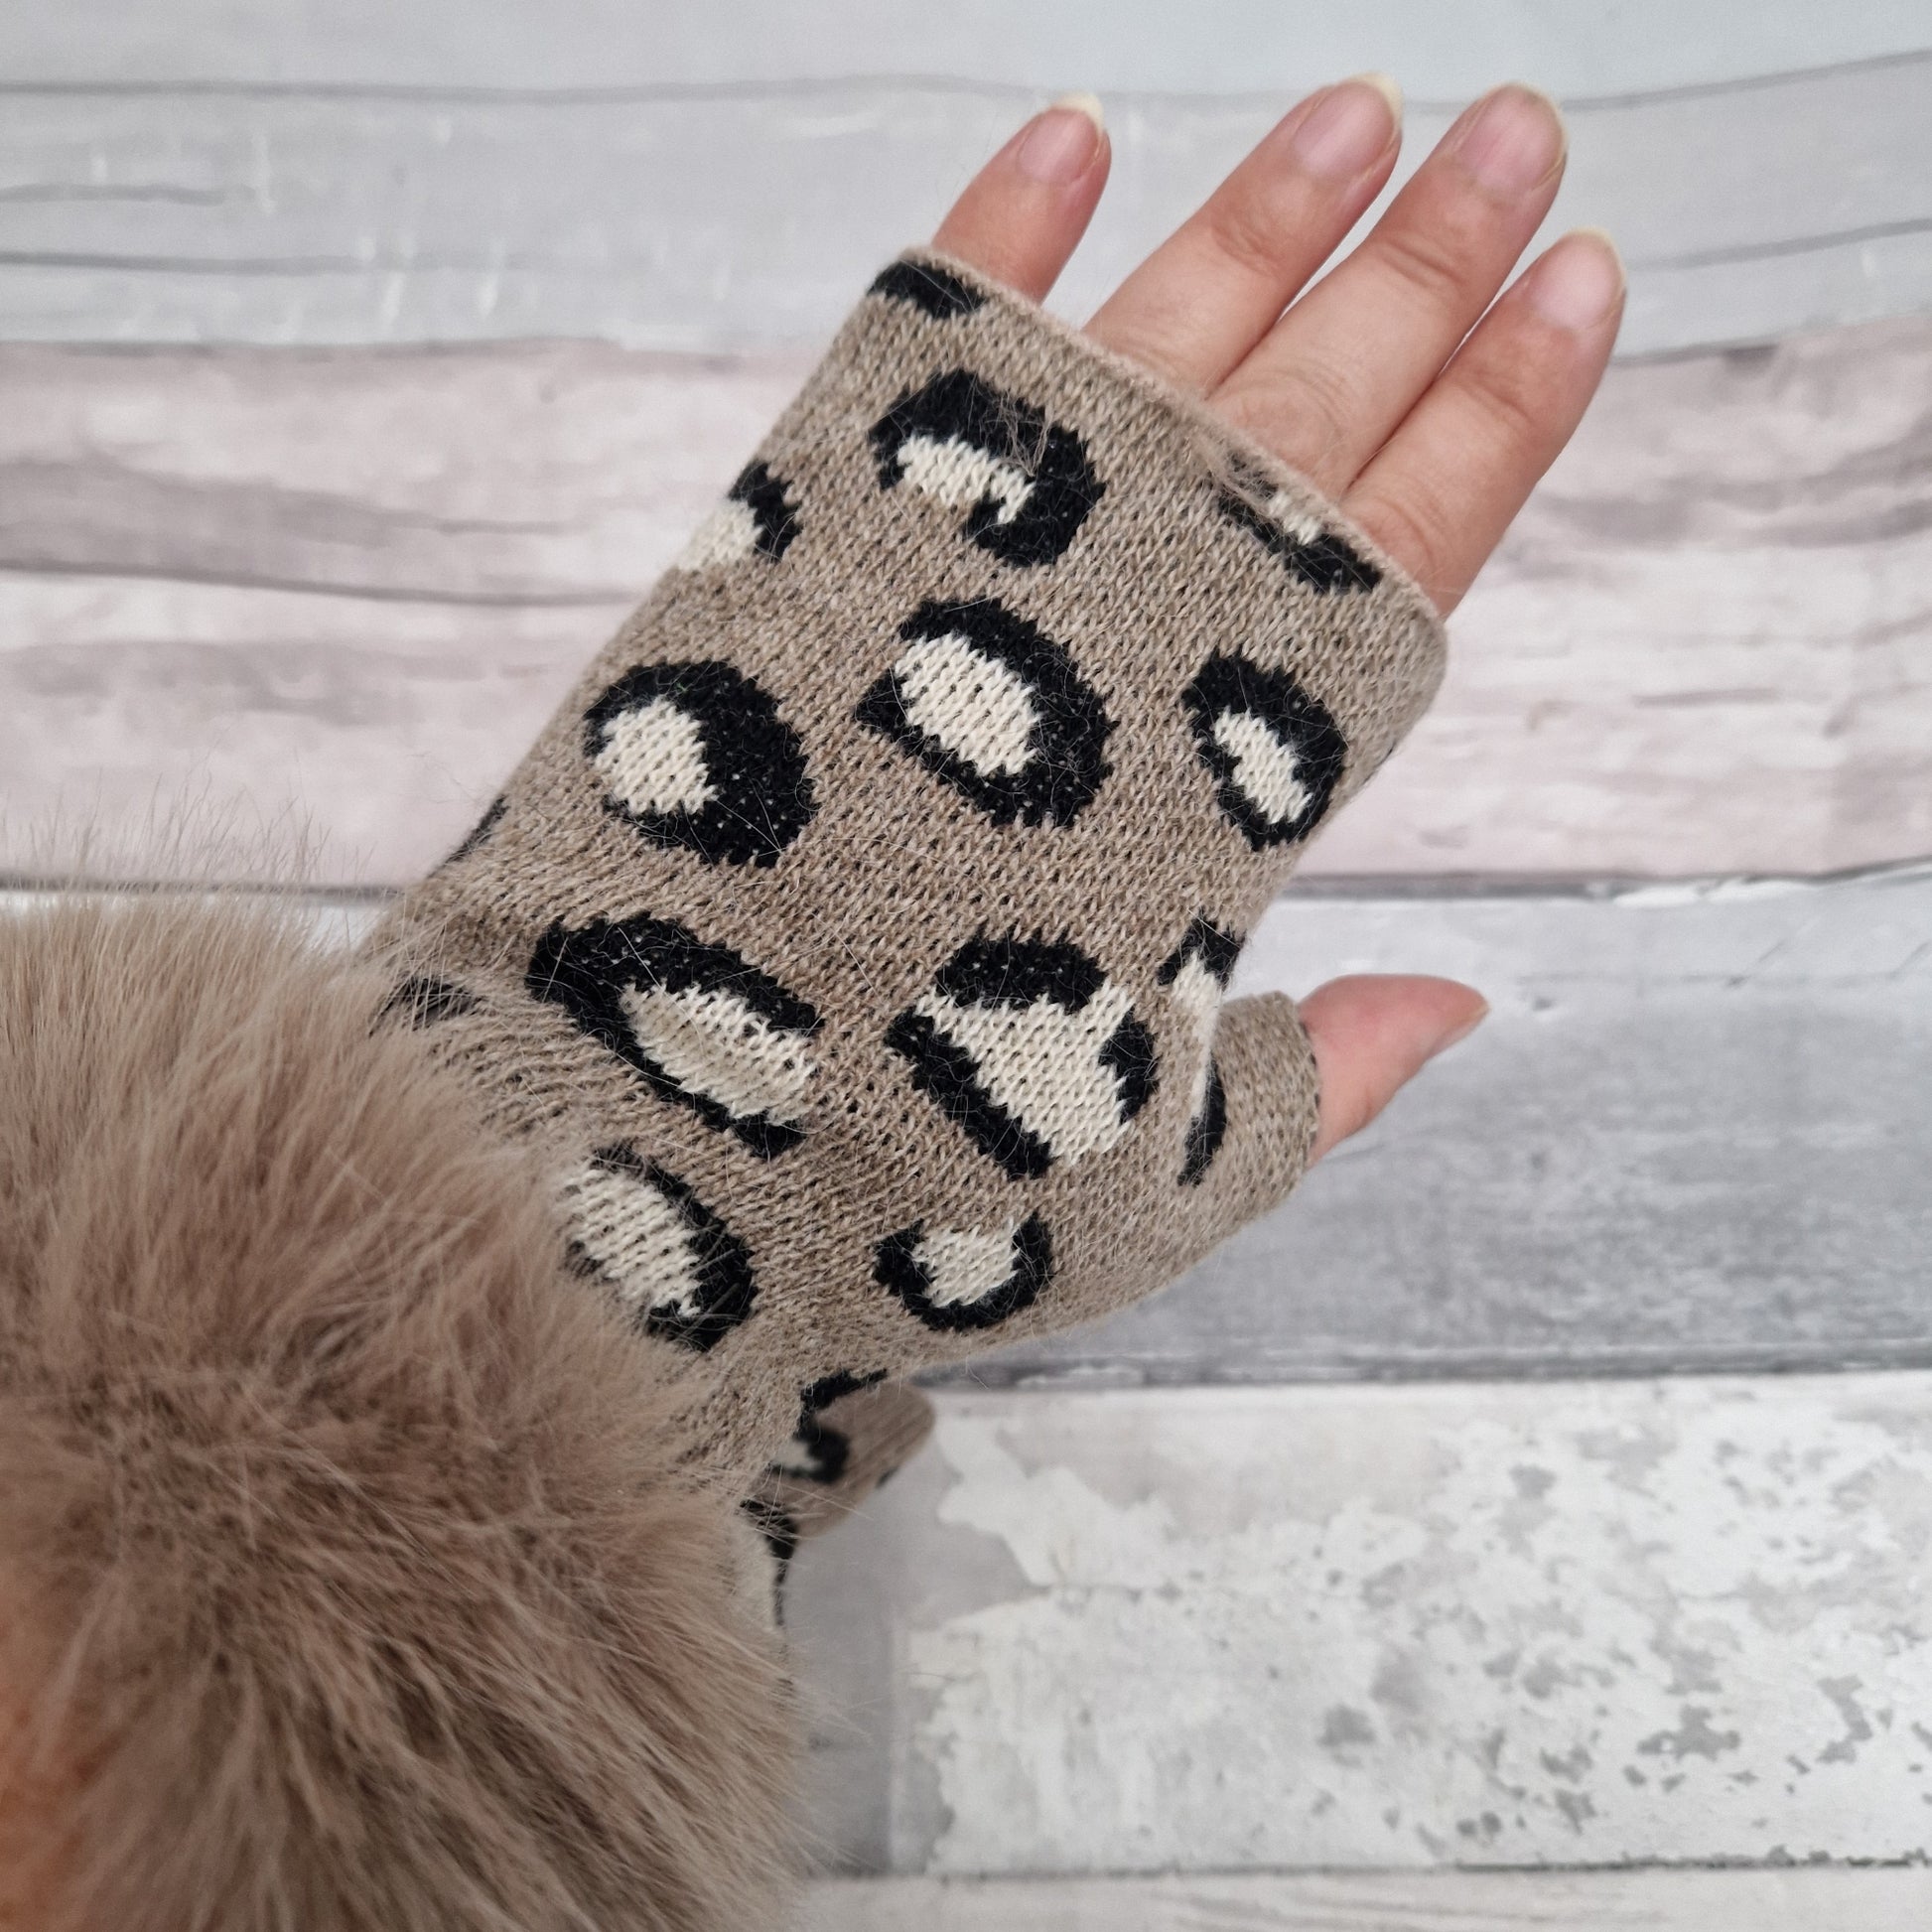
[1300,974,1488,1165]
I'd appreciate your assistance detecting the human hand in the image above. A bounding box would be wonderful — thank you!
[385,84,1623,1446]
[931,79,1622,1160]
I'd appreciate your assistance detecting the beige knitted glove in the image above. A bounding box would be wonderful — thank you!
[744,1375,937,1594]
[369,251,1446,1488]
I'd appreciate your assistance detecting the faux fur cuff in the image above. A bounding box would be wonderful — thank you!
[0,897,797,1932]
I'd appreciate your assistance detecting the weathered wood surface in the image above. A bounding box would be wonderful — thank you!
[3,310,1930,887]
[785,1376,1932,1874]
[946,861,1932,1386]
[1,57,1928,355]
[7,0,1926,99]
[799,1866,1932,1931]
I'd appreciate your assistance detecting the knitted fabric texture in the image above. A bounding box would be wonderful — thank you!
[371,250,1447,1487]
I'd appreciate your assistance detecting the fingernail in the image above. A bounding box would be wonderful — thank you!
[1526,228,1624,330]
[1452,82,1565,195]
[1016,94,1105,185]
[1425,1000,1489,1062]
[1291,72,1402,180]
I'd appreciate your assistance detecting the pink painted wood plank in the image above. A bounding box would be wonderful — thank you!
[1,316,1926,885]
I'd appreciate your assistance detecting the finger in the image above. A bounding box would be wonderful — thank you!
[1212,83,1567,497]
[1085,74,1402,393]
[930,94,1111,302]
[1344,228,1624,614]
[1300,975,1487,1165]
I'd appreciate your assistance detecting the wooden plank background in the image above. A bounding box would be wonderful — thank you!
[4,307,1930,887]
[799,1866,1932,1930]
[786,1377,1932,1875]
[5,7,1930,1917]
[7,0,1929,98]
[1,57,1929,356]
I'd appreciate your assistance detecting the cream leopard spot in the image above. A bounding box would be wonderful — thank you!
[676,496,763,571]
[1182,651,1347,851]
[894,629,1040,775]
[619,982,816,1132]
[1158,916,1243,1186]
[896,435,1035,527]
[529,914,822,1157]
[582,660,814,865]
[1165,952,1223,1120]
[1210,709,1315,832]
[876,1213,1052,1332]
[910,1225,1024,1308]
[593,695,717,817]
[886,937,1156,1179]
[856,600,1113,827]
[869,369,1104,567]
[672,459,800,570]
[564,1147,757,1352]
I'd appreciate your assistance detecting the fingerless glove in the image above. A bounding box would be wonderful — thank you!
[370,250,1446,1488]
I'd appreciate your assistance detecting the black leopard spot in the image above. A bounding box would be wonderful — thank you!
[1216,454,1381,593]
[1157,916,1243,991]
[740,1496,799,1619]
[1179,1058,1228,1186]
[886,936,1156,1179]
[856,598,1112,826]
[728,459,802,560]
[801,1369,888,1415]
[769,1412,851,1486]
[870,369,1103,566]
[678,459,802,569]
[1159,916,1243,1186]
[583,659,815,867]
[564,1145,758,1353]
[875,1212,1051,1332]
[764,1369,890,1487]
[528,915,821,1157]
[869,259,986,320]
[1181,651,1347,850]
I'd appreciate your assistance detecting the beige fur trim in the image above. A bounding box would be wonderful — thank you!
[0,897,798,1932]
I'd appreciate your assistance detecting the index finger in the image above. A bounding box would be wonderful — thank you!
[930,95,1112,301]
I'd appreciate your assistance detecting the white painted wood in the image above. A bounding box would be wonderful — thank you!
[1,57,1928,353]
[6,0,1927,98]
[783,1377,1932,1874]
[2,311,1928,887]
[799,1866,1932,1931]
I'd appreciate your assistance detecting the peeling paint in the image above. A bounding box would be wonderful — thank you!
[847,1376,1932,1874]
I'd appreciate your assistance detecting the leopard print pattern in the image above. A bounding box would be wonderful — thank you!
[368,250,1446,1486]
